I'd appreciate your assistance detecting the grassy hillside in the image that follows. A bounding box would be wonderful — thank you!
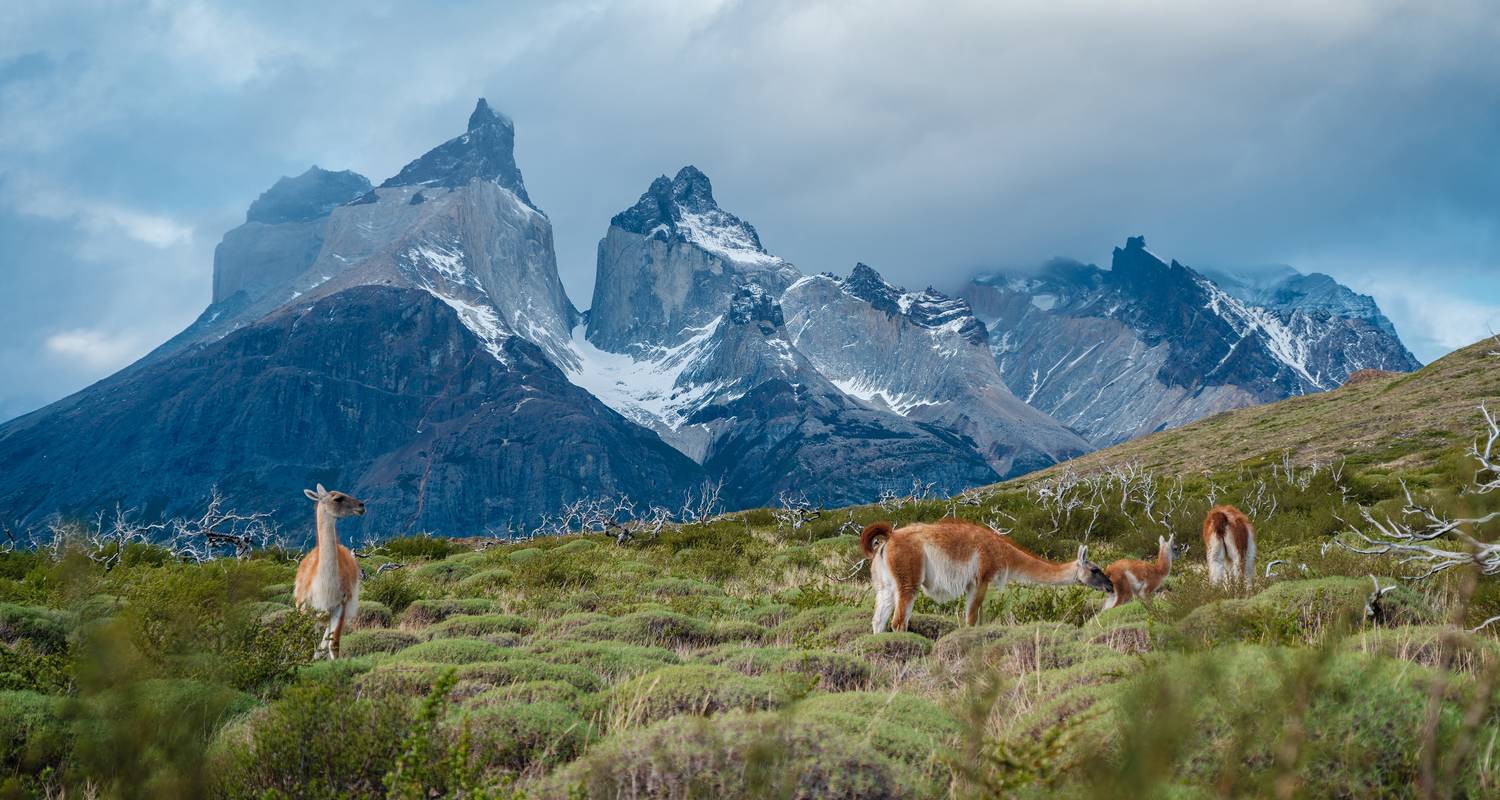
[1,340,1497,798]
[1021,337,1500,480]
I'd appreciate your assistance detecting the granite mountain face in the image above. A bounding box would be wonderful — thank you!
[958,236,1421,447]
[569,166,1103,503]
[0,101,693,538]
[0,102,1422,537]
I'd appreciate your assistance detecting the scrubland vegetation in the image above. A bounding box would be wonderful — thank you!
[2,343,1498,798]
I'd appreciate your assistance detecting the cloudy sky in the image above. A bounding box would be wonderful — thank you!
[3,0,1498,422]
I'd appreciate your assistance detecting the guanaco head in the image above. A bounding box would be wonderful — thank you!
[1159,534,1178,566]
[1074,545,1113,591]
[304,483,366,518]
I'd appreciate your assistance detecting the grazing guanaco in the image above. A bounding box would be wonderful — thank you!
[862,518,1112,633]
[293,484,364,659]
[1202,504,1256,586]
[1100,534,1176,610]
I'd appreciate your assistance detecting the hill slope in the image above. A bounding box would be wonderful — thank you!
[1019,336,1500,479]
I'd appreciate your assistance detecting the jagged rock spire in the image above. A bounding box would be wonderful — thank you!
[381,98,531,205]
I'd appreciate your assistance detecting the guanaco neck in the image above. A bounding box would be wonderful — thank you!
[990,538,1078,585]
[314,503,341,586]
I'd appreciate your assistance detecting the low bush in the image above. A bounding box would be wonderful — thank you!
[546,711,909,800]
[377,535,465,561]
[413,560,475,585]
[427,613,534,640]
[454,700,594,776]
[562,610,717,649]
[528,641,679,683]
[0,603,71,652]
[340,629,422,658]
[1176,577,1437,647]
[453,568,514,596]
[388,638,507,665]
[355,600,392,628]
[400,598,500,626]
[212,678,411,799]
[850,632,933,660]
[607,665,785,730]
[361,571,421,615]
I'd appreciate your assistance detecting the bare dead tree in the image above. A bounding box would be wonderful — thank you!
[1336,411,1500,623]
[835,511,861,538]
[877,487,903,512]
[773,491,822,536]
[164,488,282,560]
[1471,403,1500,495]
[679,479,724,523]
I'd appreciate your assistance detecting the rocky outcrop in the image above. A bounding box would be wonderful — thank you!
[586,166,800,353]
[961,237,1422,446]
[781,264,1090,477]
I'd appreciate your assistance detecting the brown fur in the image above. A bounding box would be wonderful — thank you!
[868,518,1111,631]
[292,486,365,658]
[293,544,361,654]
[1102,535,1174,610]
[1202,504,1256,585]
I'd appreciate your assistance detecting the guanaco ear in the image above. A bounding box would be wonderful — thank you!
[304,488,320,502]
[315,483,327,496]
[1076,544,1088,564]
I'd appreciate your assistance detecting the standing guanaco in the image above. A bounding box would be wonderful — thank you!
[293,484,364,659]
[1202,504,1256,586]
[1100,534,1176,610]
[862,518,1112,633]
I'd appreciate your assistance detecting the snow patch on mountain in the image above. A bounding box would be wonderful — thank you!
[565,320,725,434]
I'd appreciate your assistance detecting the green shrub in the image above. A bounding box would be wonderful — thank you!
[362,571,421,615]
[551,539,598,555]
[70,678,258,798]
[528,641,679,683]
[413,560,475,585]
[563,610,717,648]
[461,680,590,714]
[1059,646,1495,798]
[1177,577,1437,647]
[388,638,507,665]
[851,632,933,660]
[795,692,962,795]
[427,613,534,640]
[607,665,785,729]
[341,629,422,658]
[453,568,515,595]
[0,690,69,775]
[213,678,411,799]
[0,603,71,652]
[400,598,501,626]
[453,700,594,775]
[905,613,959,641]
[780,650,871,691]
[0,638,72,693]
[354,600,392,628]
[378,535,464,561]
[453,658,601,693]
[516,554,598,589]
[765,606,868,648]
[711,619,765,644]
[745,604,793,628]
[1343,625,1500,672]
[547,712,909,800]
[644,576,723,597]
[506,548,543,565]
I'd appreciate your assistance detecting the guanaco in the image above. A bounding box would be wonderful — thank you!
[1202,504,1256,586]
[293,484,364,659]
[1101,534,1176,610]
[862,518,1113,633]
